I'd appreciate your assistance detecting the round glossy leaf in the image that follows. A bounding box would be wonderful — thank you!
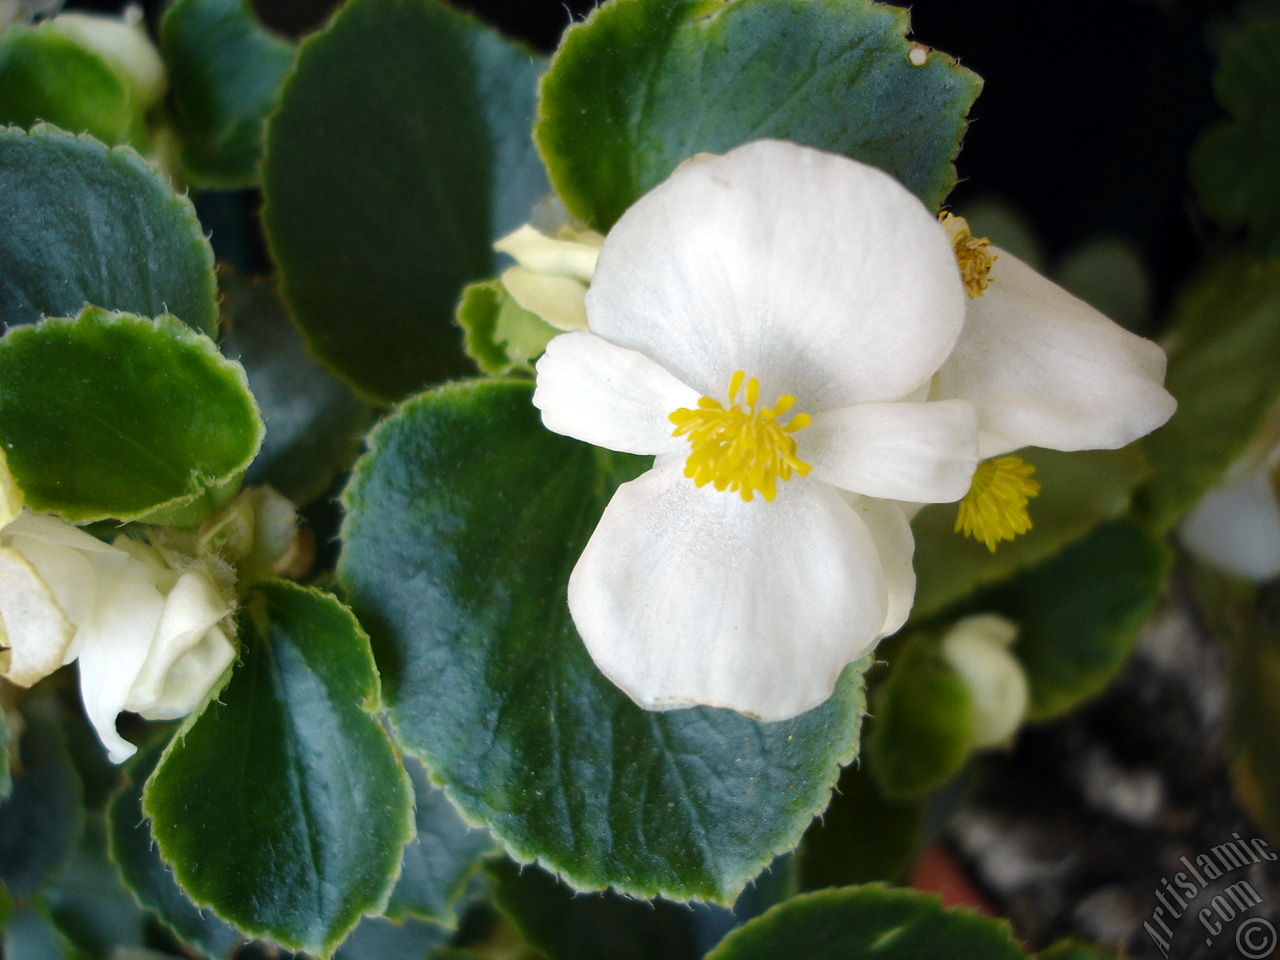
[535,0,981,231]
[339,379,869,903]
[0,307,263,524]
[262,0,549,402]
[143,581,414,957]
[704,886,1023,960]
[0,125,217,337]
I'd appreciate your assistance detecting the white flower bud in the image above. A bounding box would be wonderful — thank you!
[44,5,166,111]
[940,613,1029,749]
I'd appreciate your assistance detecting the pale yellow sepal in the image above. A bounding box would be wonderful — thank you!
[493,224,601,284]
[0,546,75,687]
[500,266,590,332]
[0,447,24,528]
[940,613,1029,749]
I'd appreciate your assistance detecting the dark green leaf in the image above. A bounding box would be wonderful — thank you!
[106,741,242,959]
[865,632,976,799]
[45,819,146,960]
[535,0,981,232]
[333,915,452,960]
[220,271,372,506]
[3,902,84,960]
[1191,15,1280,257]
[0,710,84,901]
[262,0,549,401]
[704,886,1023,960]
[0,707,10,803]
[160,0,294,187]
[1137,257,1280,531]
[143,581,414,957]
[0,307,263,524]
[968,520,1170,722]
[339,379,870,903]
[455,279,557,377]
[0,125,217,337]
[1037,940,1123,960]
[912,447,1149,620]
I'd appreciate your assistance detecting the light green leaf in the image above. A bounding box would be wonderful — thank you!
[1137,257,1280,531]
[535,0,981,232]
[703,886,1023,960]
[262,0,549,402]
[106,742,242,960]
[339,379,869,903]
[865,632,976,799]
[143,581,414,957]
[0,125,217,338]
[160,0,294,187]
[0,307,263,525]
[219,271,372,506]
[912,447,1149,621]
[456,279,558,377]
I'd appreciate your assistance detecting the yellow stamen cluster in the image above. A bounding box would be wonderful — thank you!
[669,371,812,502]
[955,456,1041,552]
[940,212,997,298]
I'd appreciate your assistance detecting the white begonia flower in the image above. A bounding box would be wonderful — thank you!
[932,214,1177,550]
[533,139,980,722]
[939,613,1029,749]
[1178,402,1280,581]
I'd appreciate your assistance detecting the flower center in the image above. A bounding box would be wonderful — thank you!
[954,456,1041,552]
[940,212,997,298]
[669,371,812,503]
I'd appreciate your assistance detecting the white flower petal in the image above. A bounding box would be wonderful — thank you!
[1179,470,1280,581]
[585,139,965,410]
[568,461,887,721]
[501,266,589,332]
[124,571,231,717]
[0,546,75,686]
[846,496,916,639]
[802,399,978,503]
[494,224,600,283]
[534,331,701,455]
[935,248,1176,455]
[133,625,235,721]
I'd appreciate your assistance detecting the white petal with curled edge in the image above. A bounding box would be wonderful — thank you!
[494,224,600,283]
[1179,470,1280,582]
[534,331,701,455]
[133,625,235,721]
[802,399,979,503]
[568,461,887,721]
[125,571,231,717]
[935,248,1177,456]
[585,139,965,410]
[75,559,166,764]
[501,266,589,332]
[0,546,75,686]
[846,496,916,639]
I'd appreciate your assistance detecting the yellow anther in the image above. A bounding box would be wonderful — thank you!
[669,372,812,502]
[940,212,997,298]
[955,456,1041,552]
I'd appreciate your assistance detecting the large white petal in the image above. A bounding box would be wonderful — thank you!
[935,249,1176,455]
[802,399,978,503]
[568,461,887,721]
[846,496,916,639]
[534,331,700,455]
[585,140,966,411]
[1179,470,1280,582]
[0,547,75,686]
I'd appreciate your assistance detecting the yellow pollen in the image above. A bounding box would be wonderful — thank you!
[669,371,812,502]
[940,212,997,298]
[955,456,1041,552]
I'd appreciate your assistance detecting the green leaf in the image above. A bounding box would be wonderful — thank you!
[262,0,549,402]
[3,902,84,960]
[1055,237,1150,332]
[967,520,1170,722]
[387,754,494,926]
[0,707,10,803]
[1191,15,1280,257]
[333,915,453,960]
[45,819,146,960]
[797,764,923,888]
[0,711,84,901]
[339,379,869,903]
[485,859,702,960]
[160,0,294,187]
[0,26,139,147]
[911,447,1149,620]
[219,271,372,506]
[456,279,558,377]
[703,886,1022,960]
[535,0,981,232]
[865,632,976,799]
[142,581,414,957]
[0,125,217,338]
[0,307,263,525]
[1136,257,1280,531]
[106,742,242,959]
[1037,941,1123,960]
